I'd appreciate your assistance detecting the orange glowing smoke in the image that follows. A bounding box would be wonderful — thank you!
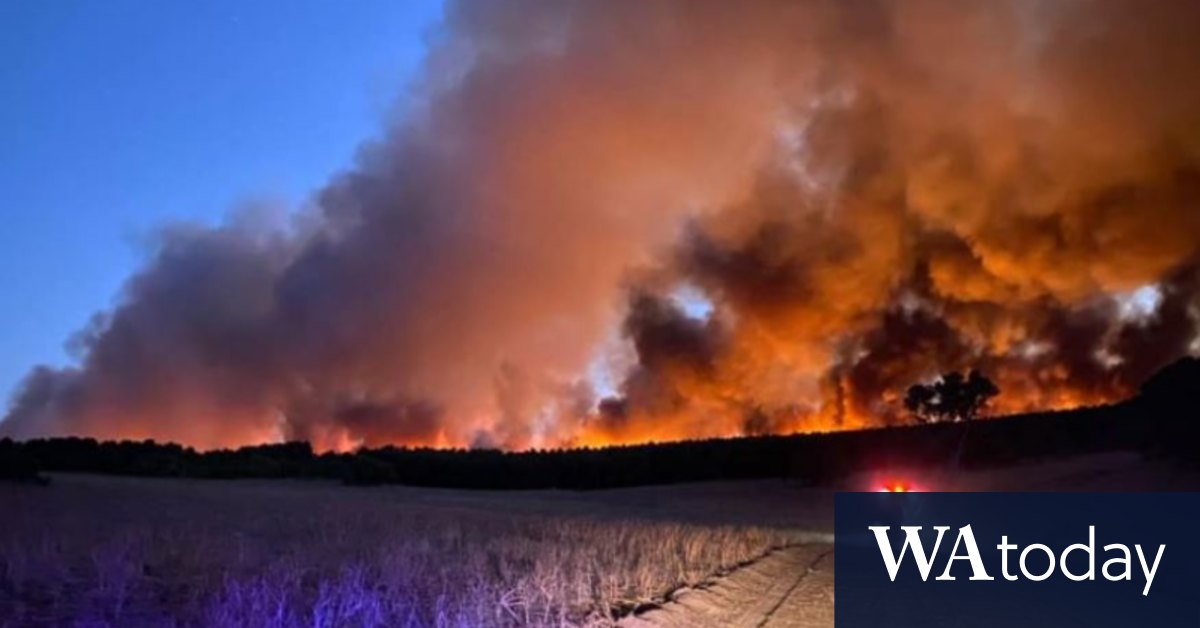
[3,1,1200,452]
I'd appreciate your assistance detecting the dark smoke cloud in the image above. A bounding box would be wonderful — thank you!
[5,0,1200,450]
[579,0,1200,443]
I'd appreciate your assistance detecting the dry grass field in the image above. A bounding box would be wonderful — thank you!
[1,475,829,627]
[4,453,1195,627]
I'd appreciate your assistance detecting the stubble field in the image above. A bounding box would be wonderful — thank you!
[1,475,830,627]
[6,453,1191,627]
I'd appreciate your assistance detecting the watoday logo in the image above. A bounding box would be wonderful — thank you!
[836,494,1199,627]
[868,525,1166,596]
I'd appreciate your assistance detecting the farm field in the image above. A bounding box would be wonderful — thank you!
[3,452,1196,627]
[1,474,829,627]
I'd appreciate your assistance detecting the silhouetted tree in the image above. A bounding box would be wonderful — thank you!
[905,370,1000,424]
[1,379,1176,488]
[0,438,47,484]
[344,453,399,485]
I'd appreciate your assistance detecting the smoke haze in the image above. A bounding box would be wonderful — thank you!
[5,0,1200,450]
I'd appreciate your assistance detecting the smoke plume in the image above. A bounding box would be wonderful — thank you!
[5,0,1200,450]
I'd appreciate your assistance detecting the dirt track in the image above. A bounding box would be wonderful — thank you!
[621,544,835,628]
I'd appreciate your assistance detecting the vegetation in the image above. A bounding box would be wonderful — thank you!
[0,475,813,626]
[1139,356,1200,464]
[904,370,1000,424]
[1140,356,1199,409]
[1,358,1194,489]
[0,438,46,484]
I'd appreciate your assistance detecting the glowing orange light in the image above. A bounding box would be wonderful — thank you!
[878,480,916,493]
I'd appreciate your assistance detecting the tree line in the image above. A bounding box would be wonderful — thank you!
[1,357,1195,489]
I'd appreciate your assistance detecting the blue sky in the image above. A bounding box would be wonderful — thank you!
[0,0,443,405]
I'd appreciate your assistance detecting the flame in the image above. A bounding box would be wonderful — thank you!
[3,1,1198,452]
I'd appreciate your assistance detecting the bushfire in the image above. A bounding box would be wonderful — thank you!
[3,0,1199,452]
